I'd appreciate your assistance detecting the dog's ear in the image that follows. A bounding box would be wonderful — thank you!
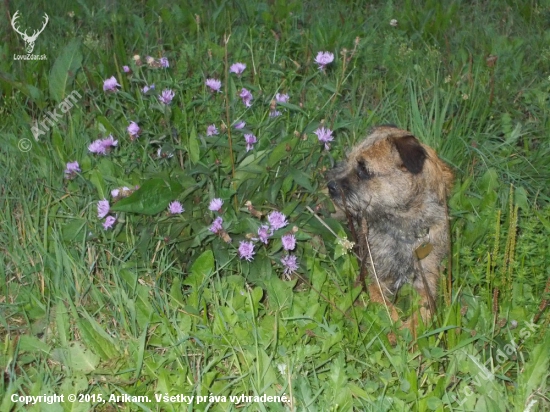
[393,135,427,174]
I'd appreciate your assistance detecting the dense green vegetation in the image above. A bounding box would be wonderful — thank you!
[1,0,549,410]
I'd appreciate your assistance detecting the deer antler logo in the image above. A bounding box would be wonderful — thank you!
[11,11,49,54]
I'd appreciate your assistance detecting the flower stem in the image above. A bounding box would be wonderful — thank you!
[223,33,237,209]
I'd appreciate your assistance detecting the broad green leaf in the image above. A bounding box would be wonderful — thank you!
[96,115,118,136]
[61,218,87,243]
[88,169,106,199]
[0,71,44,104]
[183,250,214,308]
[133,323,148,380]
[119,268,137,291]
[281,174,293,193]
[238,149,268,168]
[51,127,64,159]
[257,348,278,387]
[96,158,116,181]
[136,288,156,326]
[233,169,265,191]
[478,168,499,193]
[24,84,44,103]
[67,341,100,373]
[18,335,50,354]
[188,126,200,164]
[426,397,443,410]
[348,383,370,398]
[60,376,89,412]
[264,277,295,311]
[76,316,118,361]
[505,122,522,145]
[516,341,550,408]
[170,277,184,305]
[111,178,183,215]
[190,249,215,278]
[514,186,529,210]
[290,168,314,191]
[48,39,83,103]
[533,209,550,233]
[235,164,265,174]
[322,82,337,93]
[311,259,327,290]
[276,101,308,115]
[267,140,297,167]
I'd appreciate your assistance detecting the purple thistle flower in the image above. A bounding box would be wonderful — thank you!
[209,198,224,212]
[314,127,334,150]
[268,211,288,230]
[123,65,130,73]
[101,135,118,150]
[206,124,219,136]
[159,57,169,68]
[127,121,140,139]
[97,199,110,219]
[281,234,296,251]
[281,255,299,276]
[270,93,289,118]
[103,215,117,230]
[168,201,184,214]
[159,89,175,105]
[229,62,246,76]
[209,216,223,233]
[233,120,246,130]
[103,76,120,92]
[244,134,257,152]
[142,84,155,93]
[275,93,289,103]
[239,88,253,107]
[238,241,255,261]
[206,78,222,92]
[64,161,80,178]
[88,135,118,155]
[314,51,335,70]
[254,225,272,244]
[88,139,106,155]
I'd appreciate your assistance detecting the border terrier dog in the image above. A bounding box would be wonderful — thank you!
[327,125,453,331]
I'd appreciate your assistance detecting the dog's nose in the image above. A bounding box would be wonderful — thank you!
[327,180,338,196]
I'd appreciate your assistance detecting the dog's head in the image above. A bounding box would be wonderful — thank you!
[327,126,452,218]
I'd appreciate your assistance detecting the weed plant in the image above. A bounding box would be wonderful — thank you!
[1,0,549,410]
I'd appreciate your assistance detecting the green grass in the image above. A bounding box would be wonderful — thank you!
[1,0,549,411]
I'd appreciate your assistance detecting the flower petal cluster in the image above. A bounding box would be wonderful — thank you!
[159,89,175,105]
[314,51,334,70]
[230,62,246,76]
[89,135,118,155]
[206,78,222,92]
[103,76,120,91]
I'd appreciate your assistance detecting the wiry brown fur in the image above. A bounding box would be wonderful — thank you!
[327,126,453,330]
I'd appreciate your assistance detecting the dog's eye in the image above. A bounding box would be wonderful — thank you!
[357,160,372,180]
